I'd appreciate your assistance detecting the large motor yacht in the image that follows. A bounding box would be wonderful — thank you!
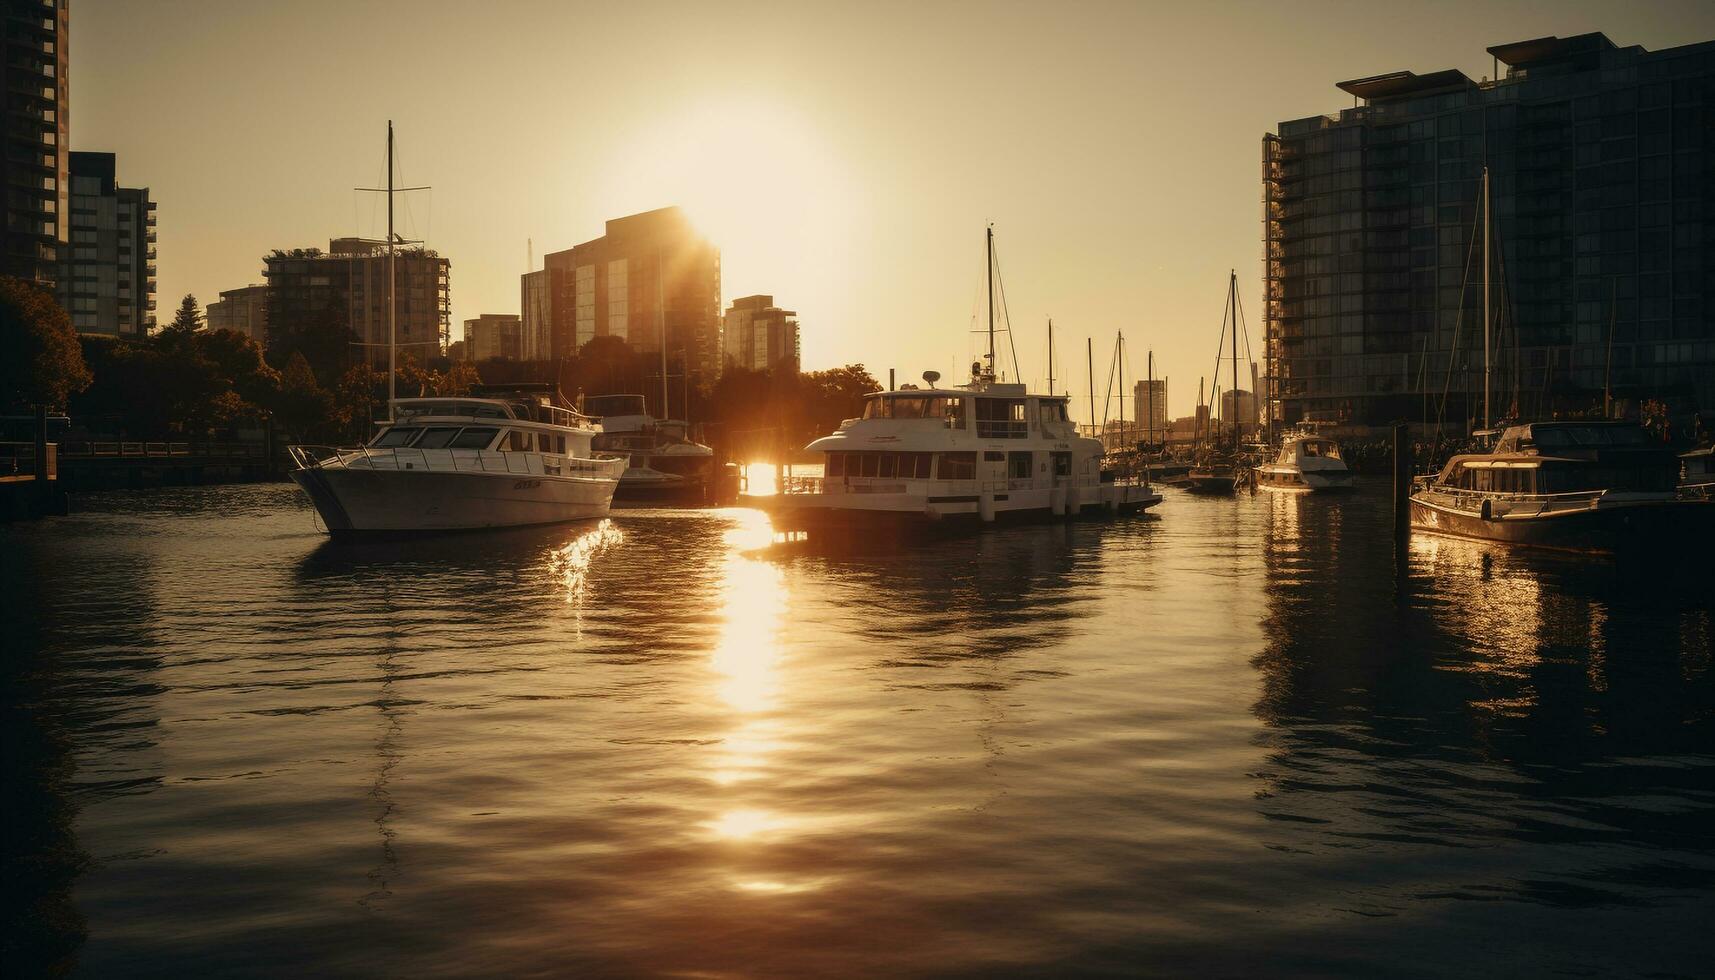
[586,394,719,502]
[288,386,626,537]
[1254,426,1355,492]
[767,368,1162,532]
[1408,420,1715,553]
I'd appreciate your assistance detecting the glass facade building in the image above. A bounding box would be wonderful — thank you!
[264,238,451,364]
[1264,33,1715,433]
[723,294,799,374]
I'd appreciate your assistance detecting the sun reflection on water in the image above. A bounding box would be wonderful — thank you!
[546,519,625,610]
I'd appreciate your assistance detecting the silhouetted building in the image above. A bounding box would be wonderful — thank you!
[263,238,450,363]
[1219,388,1257,436]
[532,206,721,403]
[465,313,522,361]
[723,294,799,373]
[1133,379,1167,437]
[3,0,70,285]
[519,268,554,361]
[206,284,267,342]
[1264,32,1715,433]
[58,152,155,337]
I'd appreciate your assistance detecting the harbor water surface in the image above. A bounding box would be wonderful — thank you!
[4,482,1713,977]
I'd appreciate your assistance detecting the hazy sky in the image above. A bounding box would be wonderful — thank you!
[72,0,1715,418]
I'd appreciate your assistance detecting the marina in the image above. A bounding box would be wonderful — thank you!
[5,482,1712,976]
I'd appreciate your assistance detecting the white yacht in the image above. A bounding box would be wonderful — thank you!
[1254,426,1355,492]
[586,394,719,501]
[288,386,626,537]
[767,368,1161,531]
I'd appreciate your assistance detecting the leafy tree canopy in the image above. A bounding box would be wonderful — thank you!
[0,275,92,411]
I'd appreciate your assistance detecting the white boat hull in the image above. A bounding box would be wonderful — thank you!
[1254,464,1355,492]
[765,481,1161,532]
[293,466,620,535]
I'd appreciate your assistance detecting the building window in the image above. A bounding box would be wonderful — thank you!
[607,259,628,339]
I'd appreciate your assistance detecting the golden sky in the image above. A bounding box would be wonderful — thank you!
[71,0,1714,418]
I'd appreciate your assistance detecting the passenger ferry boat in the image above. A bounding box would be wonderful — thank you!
[586,394,718,501]
[1254,426,1355,492]
[1408,420,1715,553]
[767,368,1161,532]
[288,385,626,537]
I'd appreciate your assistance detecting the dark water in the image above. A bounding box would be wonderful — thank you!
[3,482,1712,978]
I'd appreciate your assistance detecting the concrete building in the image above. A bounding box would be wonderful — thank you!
[723,294,799,373]
[1264,32,1715,433]
[465,313,523,362]
[263,238,450,363]
[3,0,70,286]
[532,206,722,401]
[205,284,268,342]
[1132,378,1168,439]
[1219,388,1258,436]
[58,152,155,337]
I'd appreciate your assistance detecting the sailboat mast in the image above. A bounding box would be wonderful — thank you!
[1147,350,1154,449]
[1087,337,1095,432]
[387,120,396,421]
[1228,270,1238,444]
[986,225,995,378]
[1482,166,1492,432]
[658,252,669,418]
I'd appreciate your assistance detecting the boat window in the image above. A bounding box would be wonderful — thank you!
[984,451,1006,462]
[370,427,418,448]
[889,396,932,419]
[879,453,898,478]
[910,453,932,478]
[1039,401,1067,425]
[448,427,499,450]
[1008,451,1032,479]
[1053,451,1072,477]
[975,399,1027,438]
[507,430,532,452]
[827,453,846,477]
[861,397,887,419]
[936,398,966,427]
[554,435,567,455]
[859,453,880,477]
[938,452,976,480]
[414,427,462,449]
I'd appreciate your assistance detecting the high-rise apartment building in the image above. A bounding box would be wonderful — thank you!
[263,238,450,363]
[1132,378,1167,437]
[3,0,70,285]
[723,294,799,373]
[465,313,522,362]
[205,284,268,342]
[1264,33,1715,433]
[58,152,155,336]
[532,206,721,386]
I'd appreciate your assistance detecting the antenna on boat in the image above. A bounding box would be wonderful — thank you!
[1047,317,1055,396]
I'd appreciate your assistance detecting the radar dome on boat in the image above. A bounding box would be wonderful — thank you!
[923,370,941,386]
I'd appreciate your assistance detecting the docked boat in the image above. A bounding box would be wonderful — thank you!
[1184,270,1255,496]
[766,226,1160,532]
[1682,446,1714,498]
[1254,427,1355,492]
[586,394,719,502]
[767,370,1161,532]
[288,388,625,537]
[1185,454,1242,495]
[1408,420,1715,553]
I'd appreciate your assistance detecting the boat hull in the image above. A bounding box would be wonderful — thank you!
[763,483,1161,534]
[292,466,619,537]
[1184,473,1237,495]
[1254,465,1355,493]
[1409,494,1715,554]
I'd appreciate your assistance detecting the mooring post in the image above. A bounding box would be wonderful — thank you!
[1392,422,1410,545]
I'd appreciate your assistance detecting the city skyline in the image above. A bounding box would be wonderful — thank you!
[67,0,1715,417]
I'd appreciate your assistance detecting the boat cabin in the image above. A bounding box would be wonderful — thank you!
[1277,436,1342,464]
[853,386,1074,438]
[1434,421,1679,495]
[367,398,585,456]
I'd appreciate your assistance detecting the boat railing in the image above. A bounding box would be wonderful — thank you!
[975,420,1028,439]
[288,444,619,478]
[1418,484,1613,513]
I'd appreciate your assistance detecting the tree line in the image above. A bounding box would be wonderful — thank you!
[2,275,880,453]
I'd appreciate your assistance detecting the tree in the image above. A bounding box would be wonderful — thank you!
[161,294,202,337]
[272,352,337,442]
[0,276,92,412]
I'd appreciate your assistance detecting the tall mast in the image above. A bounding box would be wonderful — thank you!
[1087,337,1095,432]
[986,224,995,379]
[1147,350,1154,449]
[1228,269,1238,444]
[1482,166,1492,432]
[1117,333,1125,450]
[658,251,669,418]
[1047,317,1054,395]
[387,120,396,421]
